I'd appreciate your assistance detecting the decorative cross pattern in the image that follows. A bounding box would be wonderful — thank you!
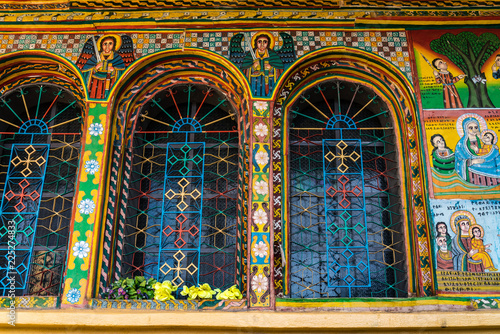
[163,213,199,248]
[323,138,370,292]
[0,215,34,249]
[330,248,369,286]
[165,178,201,211]
[159,250,198,287]
[324,140,360,173]
[159,142,205,287]
[11,145,47,177]
[326,175,363,209]
[167,144,204,177]
[4,179,40,213]
[327,210,367,247]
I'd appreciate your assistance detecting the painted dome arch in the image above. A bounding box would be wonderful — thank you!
[0,50,86,103]
[110,48,251,141]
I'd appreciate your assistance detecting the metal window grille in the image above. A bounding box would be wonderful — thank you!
[288,81,407,298]
[119,84,240,292]
[0,84,82,296]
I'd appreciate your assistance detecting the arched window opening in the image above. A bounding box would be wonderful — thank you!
[118,84,241,292]
[288,80,407,298]
[0,84,82,296]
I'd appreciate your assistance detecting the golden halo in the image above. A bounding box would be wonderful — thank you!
[469,224,484,239]
[456,113,487,138]
[251,31,275,50]
[449,210,476,235]
[481,129,498,145]
[96,34,122,52]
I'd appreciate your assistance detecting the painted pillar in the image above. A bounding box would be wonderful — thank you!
[248,100,273,308]
[61,102,110,307]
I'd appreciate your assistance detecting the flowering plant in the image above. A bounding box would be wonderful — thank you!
[102,276,157,300]
[153,280,178,301]
[215,285,243,300]
[180,283,217,300]
[102,278,244,301]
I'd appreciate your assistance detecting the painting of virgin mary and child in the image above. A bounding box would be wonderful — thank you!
[435,210,497,272]
[431,113,500,186]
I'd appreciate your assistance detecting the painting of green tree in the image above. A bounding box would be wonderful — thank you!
[430,32,500,108]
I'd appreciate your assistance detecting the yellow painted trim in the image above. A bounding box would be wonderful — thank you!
[0,0,67,3]
[440,292,500,298]
[357,18,500,26]
[276,298,470,308]
[2,309,500,332]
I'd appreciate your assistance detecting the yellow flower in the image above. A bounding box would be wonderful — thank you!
[180,283,217,300]
[153,280,177,301]
[216,285,242,300]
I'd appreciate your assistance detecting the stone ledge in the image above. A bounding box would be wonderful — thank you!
[1,309,500,333]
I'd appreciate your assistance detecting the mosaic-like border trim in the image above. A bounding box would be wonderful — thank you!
[91,298,247,310]
[0,296,59,309]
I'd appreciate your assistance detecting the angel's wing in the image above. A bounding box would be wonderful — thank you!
[276,32,296,69]
[229,33,247,68]
[76,36,98,70]
[117,35,135,67]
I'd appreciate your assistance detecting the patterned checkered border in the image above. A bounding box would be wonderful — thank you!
[0,30,411,78]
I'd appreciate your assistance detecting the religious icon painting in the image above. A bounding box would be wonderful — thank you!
[430,199,500,296]
[76,34,135,100]
[411,29,500,110]
[229,31,296,97]
[425,110,500,199]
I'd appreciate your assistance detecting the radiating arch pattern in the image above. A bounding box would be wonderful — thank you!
[0,83,83,296]
[98,51,251,293]
[116,83,242,292]
[272,48,429,298]
[287,80,406,298]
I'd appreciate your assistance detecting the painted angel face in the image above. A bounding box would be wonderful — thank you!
[256,37,269,52]
[101,38,115,54]
[496,56,500,66]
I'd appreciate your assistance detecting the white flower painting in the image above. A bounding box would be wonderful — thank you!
[255,151,269,166]
[78,198,95,215]
[66,288,81,304]
[251,273,268,293]
[72,241,90,259]
[88,123,104,136]
[252,208,268,225]
[254,180,268,196]
[254,123,269,138]
[252,241,269,258]
[84,160,100,175]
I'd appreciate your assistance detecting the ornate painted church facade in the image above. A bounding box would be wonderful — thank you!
[0,0,500,332]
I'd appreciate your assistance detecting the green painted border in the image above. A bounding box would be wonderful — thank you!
[0,297,59,309]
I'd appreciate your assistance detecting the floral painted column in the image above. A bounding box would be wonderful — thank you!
[248,100,273,308]
[61,102,110,307]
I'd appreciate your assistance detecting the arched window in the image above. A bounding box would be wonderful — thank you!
[288,80,407,298]
[0,84,83,296]
[116,84,241,291]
